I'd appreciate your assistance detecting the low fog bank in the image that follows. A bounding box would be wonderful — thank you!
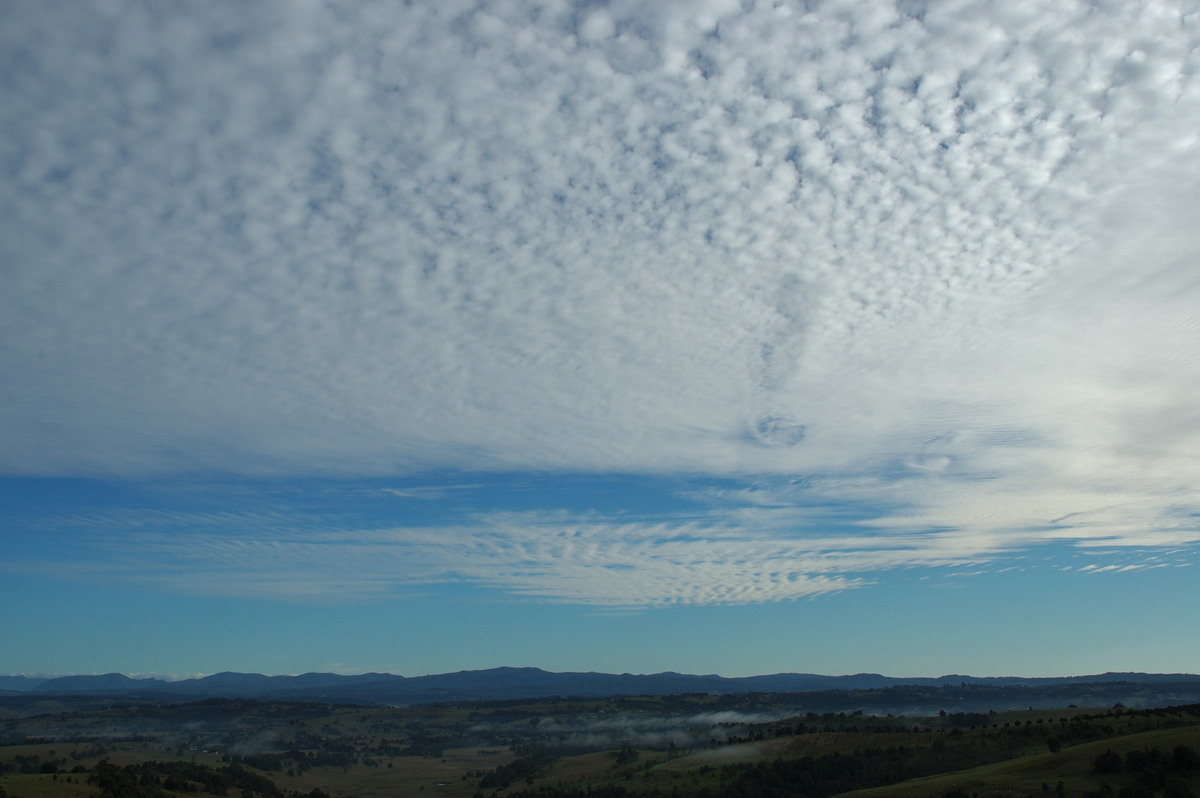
[474,710,785,754]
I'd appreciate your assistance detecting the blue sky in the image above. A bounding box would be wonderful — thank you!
[2,0,1198,679]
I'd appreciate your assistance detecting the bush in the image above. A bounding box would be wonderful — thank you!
[1173,745,1200,771]
[1095,749,1122,774]
[1125,747,1162,772]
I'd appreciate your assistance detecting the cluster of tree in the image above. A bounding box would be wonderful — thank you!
[943,712,993,728]
[611,746,639,766]
[709,742,1027,798]
[478,748,558,790]
[0,754,95,775]
[86,759,284,798]
[1091,741,1200,798]
[1094,744,1200,775]
[280,749,355,772]
[1,754,51,775]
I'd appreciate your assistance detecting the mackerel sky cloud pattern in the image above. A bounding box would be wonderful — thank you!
[2,0,1199,610]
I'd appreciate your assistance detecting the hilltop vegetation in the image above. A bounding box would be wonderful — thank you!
[7,670,1200,711]
[0,693,1197,798]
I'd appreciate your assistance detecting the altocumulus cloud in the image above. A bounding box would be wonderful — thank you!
[2,0,1199,604]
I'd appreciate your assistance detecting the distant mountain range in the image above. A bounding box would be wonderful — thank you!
[4,668,1199,706]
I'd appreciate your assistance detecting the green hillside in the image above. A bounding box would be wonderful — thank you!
[1,697,1197,797]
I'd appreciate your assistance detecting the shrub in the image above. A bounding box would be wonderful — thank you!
[1094,749,1122,774]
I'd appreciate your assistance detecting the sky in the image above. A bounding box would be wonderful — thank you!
[2,0,1198,681]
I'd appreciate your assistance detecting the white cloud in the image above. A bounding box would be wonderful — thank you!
[2,0,1199,580]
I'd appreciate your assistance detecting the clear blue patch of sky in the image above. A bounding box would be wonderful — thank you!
[4,558,1196,678]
